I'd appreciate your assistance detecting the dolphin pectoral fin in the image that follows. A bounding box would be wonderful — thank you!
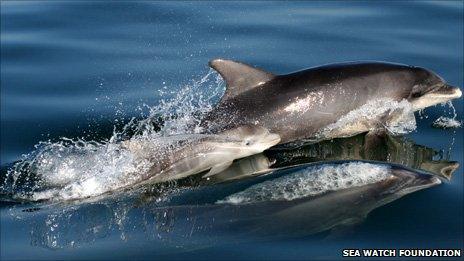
[209,59,275,100]
[202,161,234,178]
[325,219,362,240]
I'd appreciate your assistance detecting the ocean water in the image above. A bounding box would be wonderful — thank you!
[1,1,463,260]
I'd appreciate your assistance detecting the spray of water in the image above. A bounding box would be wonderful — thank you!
[1,70,225,201]
[432,101,462,129]
[315,98,417,140]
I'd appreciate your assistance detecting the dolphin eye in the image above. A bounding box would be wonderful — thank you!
[410,85,423,98]
[411,91,422,98]
[245,140,251,146]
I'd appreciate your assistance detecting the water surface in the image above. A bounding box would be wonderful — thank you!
[1,1,463,260]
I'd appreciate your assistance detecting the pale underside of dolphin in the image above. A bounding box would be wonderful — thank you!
[202,59,462,144]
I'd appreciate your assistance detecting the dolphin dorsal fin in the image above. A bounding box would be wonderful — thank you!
[209,59,275,100]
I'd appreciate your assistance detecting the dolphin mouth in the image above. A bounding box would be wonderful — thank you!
[411,84,462,110]
[428,84,462,98]
[389,168,442,195]
[413,175,442,190]
[397,175,442,196]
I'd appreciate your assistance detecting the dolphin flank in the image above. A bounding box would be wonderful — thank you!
[202,59,462,144]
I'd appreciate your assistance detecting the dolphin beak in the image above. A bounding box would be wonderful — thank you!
[434,84,462,99]
[412,84,462,110]
[390,168,442,196]
[398,175,442,196]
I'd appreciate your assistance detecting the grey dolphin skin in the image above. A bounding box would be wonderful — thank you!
[202,59,462,144]
[123,125,280,184]
[24,161,440,250]
[253,164,441,237]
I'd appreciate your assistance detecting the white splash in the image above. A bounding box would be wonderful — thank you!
[217,162,392,204]
[128,69,224,138]
[432,116,462,129]
[2,70,226,201]
[24,140,153,201]
[316,98,416,139]
[432,101,462,129]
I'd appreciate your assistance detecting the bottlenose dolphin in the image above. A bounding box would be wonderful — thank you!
[21,161,441,250]
[202,60,462,143]
[7,125,279,201]
[249,163,441,237]
[123,125,280,184]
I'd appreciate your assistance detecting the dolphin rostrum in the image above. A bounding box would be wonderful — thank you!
[202,59,462,144]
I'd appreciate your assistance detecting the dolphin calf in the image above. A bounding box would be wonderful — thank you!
[14,125,279,201]
[123,125,280,184]
[202,59,462,143]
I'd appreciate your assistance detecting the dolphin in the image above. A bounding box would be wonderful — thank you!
[202,59,462,144]
[123,125,280,184]
[21,161,441,251]
[11,125,279,201]
[248,163,442,237]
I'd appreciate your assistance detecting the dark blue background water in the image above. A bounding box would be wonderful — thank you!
[1,1,463,260]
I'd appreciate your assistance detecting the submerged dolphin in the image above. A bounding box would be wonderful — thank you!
[248,163,441,237]
[202,60,462,143]
[123,125,280,184]
[23,161,441,250]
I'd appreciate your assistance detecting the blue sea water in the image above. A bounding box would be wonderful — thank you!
[1,1,463,260]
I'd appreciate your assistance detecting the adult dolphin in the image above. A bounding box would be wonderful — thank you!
[202,59,462,144]
[23,161,441,250]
